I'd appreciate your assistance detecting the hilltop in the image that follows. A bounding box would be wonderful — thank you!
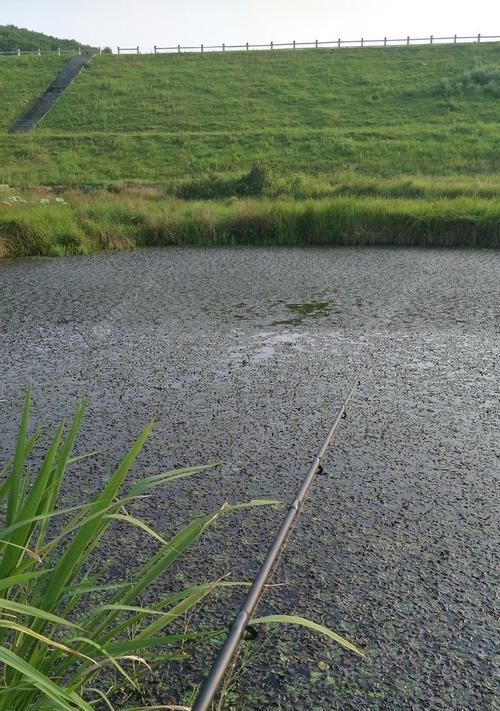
[0,24,92,53]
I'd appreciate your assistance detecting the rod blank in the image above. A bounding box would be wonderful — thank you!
[192,379,360,711]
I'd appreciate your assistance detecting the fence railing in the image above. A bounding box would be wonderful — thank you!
[1,34,498,57]
[0,47,100,57]
[145,33,499,55]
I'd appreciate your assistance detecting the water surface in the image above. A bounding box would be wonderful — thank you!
[0,247,498,710]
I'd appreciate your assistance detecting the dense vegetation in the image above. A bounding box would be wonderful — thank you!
[0,25,93,53]
[0,185,497,259]
[0,41,499,252]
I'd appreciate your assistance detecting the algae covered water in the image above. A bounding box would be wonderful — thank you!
[0,247,498,709]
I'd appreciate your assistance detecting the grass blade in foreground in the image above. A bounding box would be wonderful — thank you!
[0,394,280,710]
[1,392,364,710]
[251,615,364,656]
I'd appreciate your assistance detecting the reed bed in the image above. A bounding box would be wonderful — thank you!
[0,188,498,258]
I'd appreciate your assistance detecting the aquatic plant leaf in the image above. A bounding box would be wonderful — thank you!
[252,614,364,656]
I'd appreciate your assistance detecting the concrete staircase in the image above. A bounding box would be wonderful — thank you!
[9,53,92,134]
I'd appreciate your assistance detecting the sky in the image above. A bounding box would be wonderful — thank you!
[2,0,499,53]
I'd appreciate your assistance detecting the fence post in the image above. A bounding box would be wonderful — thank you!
[430,35,433,44]
[407,35,410,45]
[201,43,204,52]
[222,42,225,51]
[271,41,273,50]
[38,48,41,56]
[384,36,387,47]
[361,37,364,47]
[454,34,457,43]
[17,48,21,56]
[117,46,120,54]
[178,44,181,53]
[315,39,318,48]
[137,46,140,54]
[154,45,157,54]
[246,42,249,50]
[338,38,341,48]
[477,33,481,43]
[58,47,61,56]
[293,40,296,49]
[99,46,102,54]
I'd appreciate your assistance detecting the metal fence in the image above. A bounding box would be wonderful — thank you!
[1,33,498,57]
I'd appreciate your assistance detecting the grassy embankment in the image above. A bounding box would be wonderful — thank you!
[0,43,499,254]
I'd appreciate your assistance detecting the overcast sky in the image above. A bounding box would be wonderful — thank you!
[2,0,499,52]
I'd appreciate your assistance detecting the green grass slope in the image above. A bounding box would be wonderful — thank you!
[2,125,500,189]
[44,43,500,132]
[0,55,66,131]
[1,42,499,187]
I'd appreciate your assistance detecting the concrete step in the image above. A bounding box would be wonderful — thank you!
[9,53,93,134]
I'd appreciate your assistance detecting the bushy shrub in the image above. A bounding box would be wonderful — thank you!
[177,163,274,200]
[438,64,500,97]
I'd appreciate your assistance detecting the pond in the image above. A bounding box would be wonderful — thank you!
[0,247,498,709]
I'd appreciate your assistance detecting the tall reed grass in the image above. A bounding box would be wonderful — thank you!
[0,391,362,709]
[0,188,498,258]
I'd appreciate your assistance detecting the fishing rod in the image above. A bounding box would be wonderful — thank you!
[192,379,360,711]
